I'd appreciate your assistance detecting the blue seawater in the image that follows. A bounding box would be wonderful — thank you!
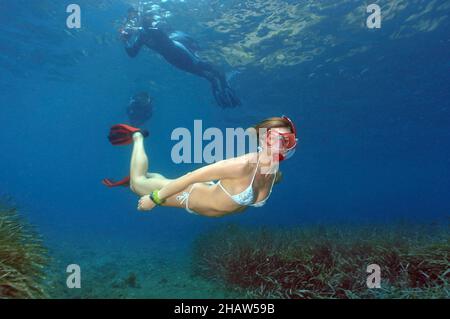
[0,0,449,298]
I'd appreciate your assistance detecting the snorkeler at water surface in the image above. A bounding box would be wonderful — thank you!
[119,7,241,108]
[102,117,298,217]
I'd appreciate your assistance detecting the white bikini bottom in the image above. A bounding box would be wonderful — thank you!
[176,182,215,215]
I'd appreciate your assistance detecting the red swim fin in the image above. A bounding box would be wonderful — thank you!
[102,176,131,188]
[108,124,148,146]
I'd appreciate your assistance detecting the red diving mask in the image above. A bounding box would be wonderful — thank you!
[266,116,298,161]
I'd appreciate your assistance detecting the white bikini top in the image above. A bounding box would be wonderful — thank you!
[217,153,276,207]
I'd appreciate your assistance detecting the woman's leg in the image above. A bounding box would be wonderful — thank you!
[129,133,170,196]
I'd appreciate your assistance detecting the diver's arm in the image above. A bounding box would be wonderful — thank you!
[158,158,246,201]
[154,20,173,34]
[124,31,144,58]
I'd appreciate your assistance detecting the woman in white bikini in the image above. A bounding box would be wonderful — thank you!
[103,116,298,217]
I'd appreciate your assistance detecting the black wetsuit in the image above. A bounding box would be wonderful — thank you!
[124,27,241,108]
[126,92,153,126]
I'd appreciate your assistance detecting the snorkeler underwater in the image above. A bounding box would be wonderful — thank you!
[0,0,449,312]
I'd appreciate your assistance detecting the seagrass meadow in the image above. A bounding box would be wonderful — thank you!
[0,201,49,298]
[191,224,450,299]
[1,0,450,300]
[1,198,449,299]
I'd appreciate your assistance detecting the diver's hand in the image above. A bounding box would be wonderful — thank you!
[137,195,156,211]
[119,29,131,42]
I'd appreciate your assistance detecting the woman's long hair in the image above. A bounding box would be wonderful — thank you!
[253,117,293,140]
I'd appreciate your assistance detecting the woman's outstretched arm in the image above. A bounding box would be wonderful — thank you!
[137,157,246,211]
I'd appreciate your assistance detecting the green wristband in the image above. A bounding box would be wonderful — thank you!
[150,190,165,206]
